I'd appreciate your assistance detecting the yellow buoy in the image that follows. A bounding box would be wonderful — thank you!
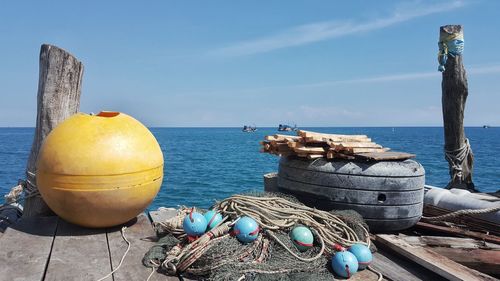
[36,111,164,228]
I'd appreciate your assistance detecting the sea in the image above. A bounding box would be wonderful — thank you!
[0,127,498,211]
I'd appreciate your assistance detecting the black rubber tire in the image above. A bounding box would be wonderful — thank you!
[277,157,425,232]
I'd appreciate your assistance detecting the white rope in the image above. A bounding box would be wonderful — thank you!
[423,206,500,221]
[145,261,159,281]
[368,265,383,281]
[4,183,24,204]
[96,227,131,281]
[444,138,471,182]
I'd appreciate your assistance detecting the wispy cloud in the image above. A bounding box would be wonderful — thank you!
[210,0,466,57]
[291,63,500,89]
[165,63,500,99]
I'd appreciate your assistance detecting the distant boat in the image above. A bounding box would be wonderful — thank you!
[242,125,257,132]
[483,125,491,128]
[278,124,298,132]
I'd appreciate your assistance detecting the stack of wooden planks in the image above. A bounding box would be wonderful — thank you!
[260,130,415,161]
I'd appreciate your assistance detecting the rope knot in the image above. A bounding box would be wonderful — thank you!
[444,138,471,183]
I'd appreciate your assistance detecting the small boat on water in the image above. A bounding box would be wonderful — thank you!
[483,125,491,128]
[278,124,298,131]
[242,125,257,132]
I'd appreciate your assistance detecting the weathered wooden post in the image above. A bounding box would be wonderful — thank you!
[23,44,84,217]
[439,25,475,191]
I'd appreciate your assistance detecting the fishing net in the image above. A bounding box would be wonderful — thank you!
[143,192,372,281]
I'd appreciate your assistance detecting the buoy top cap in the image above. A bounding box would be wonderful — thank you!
[95,111,120,117]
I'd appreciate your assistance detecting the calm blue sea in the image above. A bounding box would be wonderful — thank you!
[0,127,498,210]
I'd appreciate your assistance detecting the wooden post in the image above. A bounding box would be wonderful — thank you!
[23,44,84,217]
[440,25,475,191]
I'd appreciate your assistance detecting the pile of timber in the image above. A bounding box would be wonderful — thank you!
[260,130,415,161]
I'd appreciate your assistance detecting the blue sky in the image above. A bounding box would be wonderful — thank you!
[1,0,499,127]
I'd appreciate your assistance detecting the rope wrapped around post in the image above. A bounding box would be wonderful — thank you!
[444,138,471,183]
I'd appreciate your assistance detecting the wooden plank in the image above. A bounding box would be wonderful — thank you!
[327,141,382,148]
[356,151,416,161]
[298,130,368,140]
[149,208,178,224]
[293,146,326,154]
[349,147,390,154]
[414,221,500,244]
[423,204,500,236]
[370,247,448,281]
[44,219,111,281]
[431,247,500,276]
[306,135,372,143]
[400,235,500,250]
[274,143,293,153]
[376,234,498,281]
[306,154,324,159]
[265,134,302,142]
[0,216,58,281]
[107,214,173,281]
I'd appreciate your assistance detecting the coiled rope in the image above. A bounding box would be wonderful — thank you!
[155,194,371,276]
[215,194,371,255]
[444,138,471,183]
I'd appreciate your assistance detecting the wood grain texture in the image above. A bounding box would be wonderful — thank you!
[24,44,84,217]
[376,234,498,281]
[440,25,475,190]
[356,152,416,161]
[371,248,447,281]
[415,221,500,244]
[423,204,500,236]
[44,219,110,281]
[0,216,58,281]
[431,247,500,276]
[107,214,172,281]
[400,235,500,250]
[149,208,178,224]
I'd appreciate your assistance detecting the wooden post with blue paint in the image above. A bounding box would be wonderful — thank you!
[439,25,475,191]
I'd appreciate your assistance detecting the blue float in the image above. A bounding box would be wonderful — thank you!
[204,210,223,230]
[348,243,372,270]
[331,251,359,278]
[233,216,259,243]
[183,211,208,237]
[290,226,314,252]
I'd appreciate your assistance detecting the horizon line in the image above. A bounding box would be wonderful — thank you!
[1,125,496,129]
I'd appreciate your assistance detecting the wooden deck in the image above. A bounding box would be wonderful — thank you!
[0,209,494,281]
[0,213,176,281]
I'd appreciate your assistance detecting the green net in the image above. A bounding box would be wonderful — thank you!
[143,192,372,281]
